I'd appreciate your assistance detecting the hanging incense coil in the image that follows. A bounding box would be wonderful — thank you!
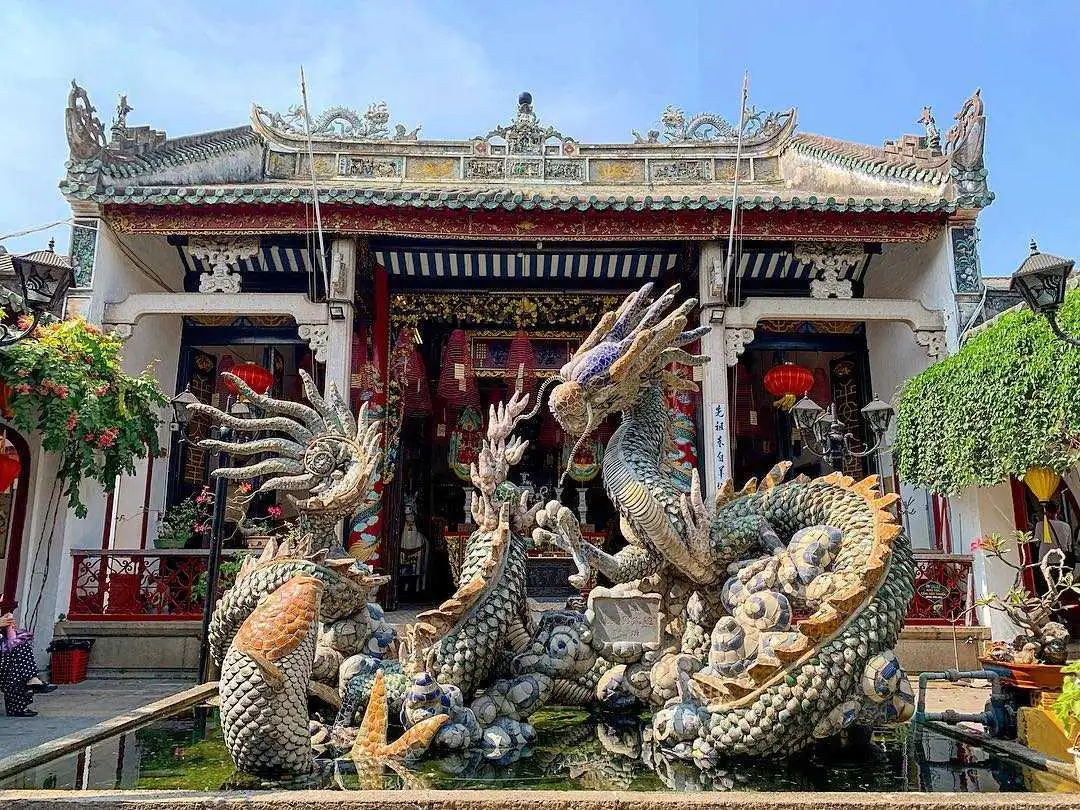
[391,329,431,417]
[437,329,478,409]
[504,328,539,399]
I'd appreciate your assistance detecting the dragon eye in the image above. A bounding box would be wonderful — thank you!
[304,439,338,476]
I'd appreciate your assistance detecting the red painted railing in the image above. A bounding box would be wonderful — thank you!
[67,549,244,621]
[906,552,975,625]
[68,549,977,626]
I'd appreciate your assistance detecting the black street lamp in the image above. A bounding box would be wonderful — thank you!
[791,395,895,472]
[1009,240,1078,347]
[2,252,75,346]
[168,390,248,686]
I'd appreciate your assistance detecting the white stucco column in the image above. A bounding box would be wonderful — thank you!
[698,242,732,494]
[324,238,356,397]
[952,483,1024,640]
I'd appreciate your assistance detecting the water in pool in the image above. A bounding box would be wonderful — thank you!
[2,708,1075,793]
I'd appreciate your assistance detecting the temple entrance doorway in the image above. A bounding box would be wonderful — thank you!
[730,322,875,485]
[373,239,697,607]
[167,319,318,551]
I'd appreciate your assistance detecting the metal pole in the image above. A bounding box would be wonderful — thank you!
[197,424,231,685]
[193,424,231,741]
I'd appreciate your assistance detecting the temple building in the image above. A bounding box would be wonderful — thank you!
[7,83,995,671]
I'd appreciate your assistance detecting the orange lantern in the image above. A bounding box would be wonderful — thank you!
[221,362,274,396]
[763,363,814,410]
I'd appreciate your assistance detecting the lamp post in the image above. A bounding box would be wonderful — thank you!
[1009,240,1079,347]
[168,390,249,685]
[2,253,75,346]
[790,395,895,473]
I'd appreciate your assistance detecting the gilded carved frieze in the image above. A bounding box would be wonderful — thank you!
[389,291,624,331]
[406,158,459,181]
[589,160,645,184]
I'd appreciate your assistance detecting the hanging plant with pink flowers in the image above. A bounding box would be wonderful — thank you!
[0,318,167,517]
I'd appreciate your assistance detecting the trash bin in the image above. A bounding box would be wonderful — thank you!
[47,638,94,684]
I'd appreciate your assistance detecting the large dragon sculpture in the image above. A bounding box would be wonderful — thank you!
[201,282,916,784]
[397,282,916,765]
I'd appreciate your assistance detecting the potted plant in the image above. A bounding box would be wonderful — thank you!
[971,531,1080,688]
[154,486,213,549]
[237,498,285,550]
[192,555,248,601]
[1052,661,1080,780]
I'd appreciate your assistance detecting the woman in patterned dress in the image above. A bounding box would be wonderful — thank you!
[1,609,56,717]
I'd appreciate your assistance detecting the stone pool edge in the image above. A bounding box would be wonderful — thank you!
[0,790,1078,808]
[0,681,217,781]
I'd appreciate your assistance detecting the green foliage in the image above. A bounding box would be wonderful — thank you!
[155,488,213,549]
[894,289,1080,495]
[191,555,246,601]
[1052,661,1080,745]
[0,318,168,517]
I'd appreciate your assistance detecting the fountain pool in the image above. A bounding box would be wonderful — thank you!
[1,707,1076,794]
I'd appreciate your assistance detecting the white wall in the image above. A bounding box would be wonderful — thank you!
[864,233,959,551]
[696,241,729,495]
[953,482,1024,639]
[109,312,182,549]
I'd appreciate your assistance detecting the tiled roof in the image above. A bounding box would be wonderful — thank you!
[57,179,961,214]
[60,89,993,213]
[19,248,72,269]
[96,127,260,180]
[788,133,951,185]
[0,244,71,275]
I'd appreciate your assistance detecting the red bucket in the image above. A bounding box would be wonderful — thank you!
[47,638,94,684]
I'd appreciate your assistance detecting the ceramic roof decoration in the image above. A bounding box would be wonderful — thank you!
[59,84,993,215]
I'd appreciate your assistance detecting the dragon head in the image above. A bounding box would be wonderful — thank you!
[193,370,383,531]
[549,282,709,440]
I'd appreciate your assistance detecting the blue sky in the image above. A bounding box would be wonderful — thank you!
[1,0,1076,277]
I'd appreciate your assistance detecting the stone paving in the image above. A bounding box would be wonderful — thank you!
[0,677,194,759]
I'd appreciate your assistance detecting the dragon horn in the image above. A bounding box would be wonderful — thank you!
[327,380,357,438]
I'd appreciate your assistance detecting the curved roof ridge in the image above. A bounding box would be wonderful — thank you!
[788,132,950,185]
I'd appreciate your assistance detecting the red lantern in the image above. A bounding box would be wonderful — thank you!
[0,448,20,494]
[763,363,814,410]
[504,329,538,399]
[222,362,274,396]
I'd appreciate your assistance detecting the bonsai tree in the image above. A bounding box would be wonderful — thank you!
[972,531,1079,665]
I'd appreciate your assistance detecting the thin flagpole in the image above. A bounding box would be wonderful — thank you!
[299,66,330,296]
[721,72,749,303]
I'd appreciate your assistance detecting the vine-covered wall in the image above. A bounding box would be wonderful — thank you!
[894,290,1080,495]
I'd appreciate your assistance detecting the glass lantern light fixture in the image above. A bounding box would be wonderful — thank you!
[791,394,895,472]
[1,252,75,347]
[1009,240,1078,347]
